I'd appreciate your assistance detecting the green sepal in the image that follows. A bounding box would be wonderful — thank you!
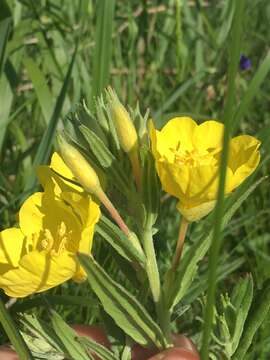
[79,124,131,195]
[78,253,166,349]
[141,149,161,227]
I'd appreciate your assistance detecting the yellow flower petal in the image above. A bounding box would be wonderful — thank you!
[193,120,224,151]
[19,192,44,237]
[0,251,77,297]
[229,135,261,171]
[177,200,216,222]
[160,117,197,151]
[156,160,189,199]
[150,117,197,162]
[0,228,26,268]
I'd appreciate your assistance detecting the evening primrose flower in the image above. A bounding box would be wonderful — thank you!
[0,184,100,298]
[150,117,260,222]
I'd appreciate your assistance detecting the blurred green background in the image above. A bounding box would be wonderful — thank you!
[1,0,270,358]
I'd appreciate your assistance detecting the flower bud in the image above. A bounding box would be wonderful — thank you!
[107,87,141,189]
[107,87,138,154]
[57,134,101,196]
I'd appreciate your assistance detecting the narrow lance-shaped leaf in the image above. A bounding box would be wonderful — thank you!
[96,215,146,265]
[230,275,253,355]
[78,253,166,349]
[78,336,117,360]
[232,280,270,360]
[0,298,34,360]
[51,310,91,360]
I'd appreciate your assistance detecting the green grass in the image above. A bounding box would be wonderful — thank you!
[1,0,270,358]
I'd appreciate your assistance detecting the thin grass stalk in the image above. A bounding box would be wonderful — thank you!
[200,1,245,358]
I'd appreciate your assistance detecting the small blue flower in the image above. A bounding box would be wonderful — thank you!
[240,54,251,71]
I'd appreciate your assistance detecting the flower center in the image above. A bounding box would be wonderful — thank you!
[41,221,71,256]
[171,143,220,167]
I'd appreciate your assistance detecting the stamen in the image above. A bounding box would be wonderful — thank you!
[41,229,54,251]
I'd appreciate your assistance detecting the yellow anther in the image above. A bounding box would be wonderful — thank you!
[58,221,67,238]
[172,146,218,168]
[50,236,67,257]
[41,229,54,252]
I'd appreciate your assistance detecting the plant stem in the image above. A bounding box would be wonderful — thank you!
[200,1,245,358]
[142,225,171,345]
[171,217,189,272]
[97,189,130,236]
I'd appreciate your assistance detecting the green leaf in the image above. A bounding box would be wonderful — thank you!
[91,0,115,105]
[51,310,90,360]
[96,215,146,265]
[24,47,77,192]
[0,298,34,360]
[20,313,64,353]
[167,176,265,311]
[230,276,253,354]
[78,336,117,360]
[78,253,166,349]
[232,280,270,360]
[24,57,54,124]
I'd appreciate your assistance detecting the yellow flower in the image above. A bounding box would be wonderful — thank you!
[150,117,260,222]
[0,155,100,298]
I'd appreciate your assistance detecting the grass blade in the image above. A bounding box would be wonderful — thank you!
[201,1,245,358]
[91,0,115,105]
[24,57,54,124]
[24,47,77,193]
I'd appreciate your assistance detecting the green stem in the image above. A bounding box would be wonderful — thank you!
[171,217,189,272]
[200,1,245,359]
[97,189,130,236]
[142,225,171,345]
